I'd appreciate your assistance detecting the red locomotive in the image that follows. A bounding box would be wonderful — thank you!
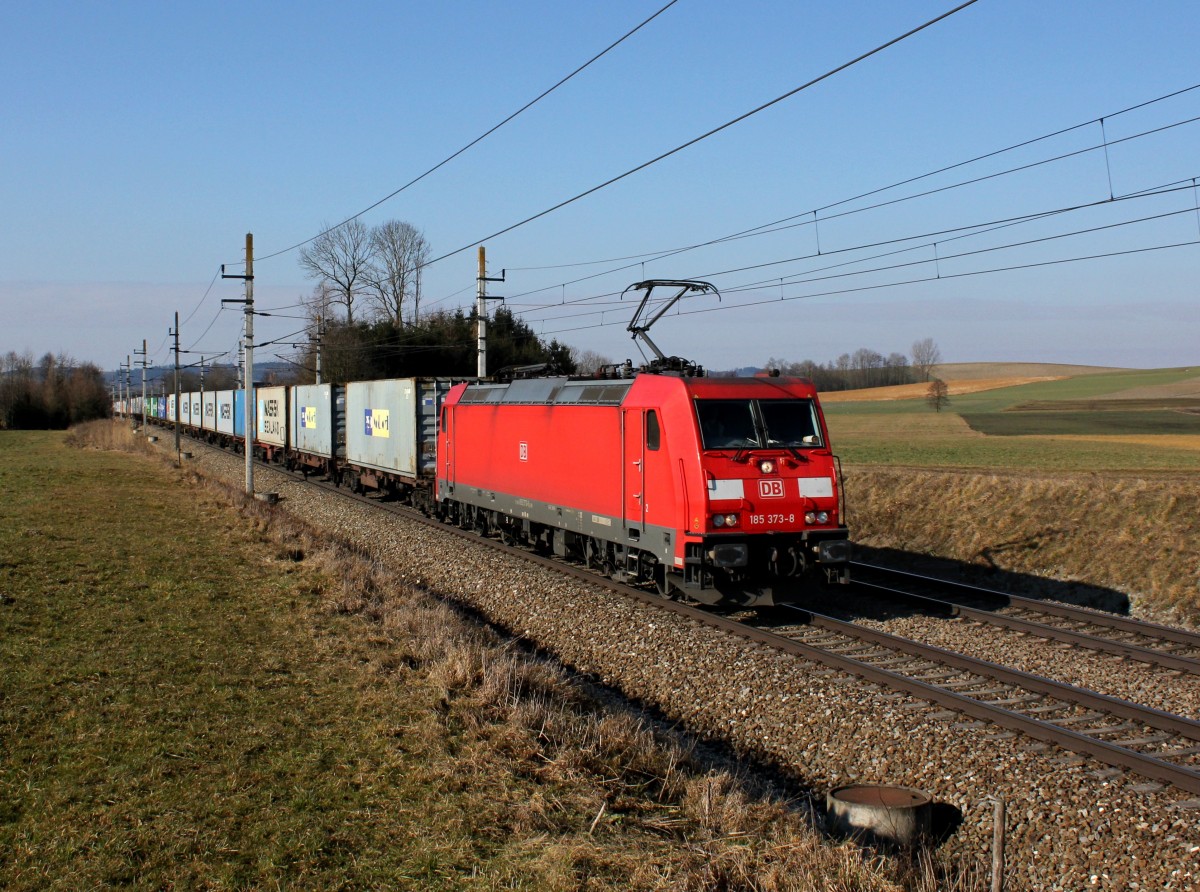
[435,281,850,607]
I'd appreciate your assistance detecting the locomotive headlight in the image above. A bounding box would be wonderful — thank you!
[713,513,739,528]
[759,459,775,474]
[713,514,726,528]
[724,513,739,527]
[804,511,830,525]
[817,511,829,523]
[805,512,816,524]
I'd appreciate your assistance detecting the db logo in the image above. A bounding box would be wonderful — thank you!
[758,479,785,499]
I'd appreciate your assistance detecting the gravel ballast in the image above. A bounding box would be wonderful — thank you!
[181,447,1200,890]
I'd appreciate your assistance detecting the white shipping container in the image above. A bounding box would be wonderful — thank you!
[255,385,288,447]
[202,391,217,432]
[215,390,236,436]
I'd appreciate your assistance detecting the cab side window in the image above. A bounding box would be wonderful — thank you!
[646,410,660,451]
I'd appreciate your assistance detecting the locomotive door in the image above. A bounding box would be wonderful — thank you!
[622,408,645,536]
[440,406,454,494]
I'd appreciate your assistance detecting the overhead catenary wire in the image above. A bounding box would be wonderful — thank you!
[534,234,1200,339]
[184,305,231,354]
[416,0,982,273]
[201,24,1194,367]
[517,175,1200,328]
[508,177,1200,317]
[494,95,1200,307]
[251,0,684,265]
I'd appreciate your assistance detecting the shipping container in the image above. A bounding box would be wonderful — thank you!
[188,393,203,430]
[180,392,193,427]
[345,378,459,481]
[234,389,247,439]
[202,390,218,433]
[215,390,236,436]
[255,385,288,450]
[290,384,343,460]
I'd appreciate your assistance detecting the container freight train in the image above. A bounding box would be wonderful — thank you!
[123,371,850,607]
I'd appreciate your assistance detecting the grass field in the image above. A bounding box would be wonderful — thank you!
[1,427,952,891]
[823,366,1200,470]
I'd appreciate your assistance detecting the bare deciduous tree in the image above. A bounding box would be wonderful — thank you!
[298,219,375,324]
[300,282,337,327]
[926,377,950,412]
[1,351,108,429]
[569,347,614,376]
[912,337,942,382]
[366,220,429,327]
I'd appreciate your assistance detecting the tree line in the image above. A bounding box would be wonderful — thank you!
[1,351,111,429]
[289,307,576,384]
[292,220,948,389]
[764,337,941,392]
[287,219,577,382]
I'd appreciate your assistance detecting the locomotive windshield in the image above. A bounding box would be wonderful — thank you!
[696,399,823,450]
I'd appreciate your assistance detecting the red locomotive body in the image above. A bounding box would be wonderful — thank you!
[436,372,849,607]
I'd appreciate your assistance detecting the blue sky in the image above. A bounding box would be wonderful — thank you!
[3,0,1198,374]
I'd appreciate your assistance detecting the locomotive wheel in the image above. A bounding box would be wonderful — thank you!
[654,565,671,598]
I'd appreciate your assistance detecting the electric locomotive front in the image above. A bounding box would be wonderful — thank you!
[676,375,850,605]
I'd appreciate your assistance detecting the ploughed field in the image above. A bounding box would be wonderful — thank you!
[822,364,1200,469]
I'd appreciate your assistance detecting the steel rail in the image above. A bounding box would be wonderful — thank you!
[758,608,1200,795]
[850,577,1200,675]
[852,560,1200,650]
[771,606,1200,740]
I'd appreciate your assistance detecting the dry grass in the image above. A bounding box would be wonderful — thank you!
[1034,433,1200,453]
[64,417,157,454]
[3,421,982,891]
[935,362,1121,380]
[845,466,1200,626]
[821,378,1062,403]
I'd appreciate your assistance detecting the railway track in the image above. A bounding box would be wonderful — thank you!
[850,561,1200,675]
[169,429,1200,796]
[747,606,1200,795]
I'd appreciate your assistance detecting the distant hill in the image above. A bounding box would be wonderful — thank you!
[821,364,1200,404]
[935,362,1122,380]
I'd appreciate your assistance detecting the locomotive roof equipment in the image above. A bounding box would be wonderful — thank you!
[623,279,718,376]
